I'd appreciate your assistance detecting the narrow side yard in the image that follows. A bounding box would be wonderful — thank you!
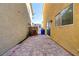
[3,35,72,56]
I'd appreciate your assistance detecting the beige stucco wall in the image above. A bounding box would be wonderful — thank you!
[0,3,31,55]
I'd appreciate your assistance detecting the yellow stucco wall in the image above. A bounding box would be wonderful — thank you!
[0,3,31,55]
[43,3,79,55]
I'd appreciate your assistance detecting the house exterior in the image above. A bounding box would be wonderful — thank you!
[43,3,79,55]
[0,3,33,55]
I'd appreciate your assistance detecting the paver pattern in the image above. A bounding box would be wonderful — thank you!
[3,35,72,56]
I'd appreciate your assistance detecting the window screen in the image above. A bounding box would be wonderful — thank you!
[61,4,73,25]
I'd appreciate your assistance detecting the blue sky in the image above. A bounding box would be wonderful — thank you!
[32,3,43,25]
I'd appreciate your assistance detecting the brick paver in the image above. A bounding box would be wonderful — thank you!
[3,35,72,56]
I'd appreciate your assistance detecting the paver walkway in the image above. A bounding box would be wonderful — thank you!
[3,35,72,56]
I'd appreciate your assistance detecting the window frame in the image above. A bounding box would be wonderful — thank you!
[55,4,73,27]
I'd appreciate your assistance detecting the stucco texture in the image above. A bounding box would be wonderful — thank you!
[0,3,31,55]
[43,3,79,55]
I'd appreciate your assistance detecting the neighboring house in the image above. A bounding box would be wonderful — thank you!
[43,3,79,55]
[0,3,33,55]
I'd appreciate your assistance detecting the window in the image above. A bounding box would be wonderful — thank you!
[62,4,73,25]
[55,4,73,26]
[55,13,62,26]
